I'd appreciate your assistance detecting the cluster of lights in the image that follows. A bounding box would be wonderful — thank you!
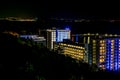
[48,28,71,49]
[105,39,120,71]
[99,40,106,70]
[59,43,85,60]
[60,43,84,49]
[95,39,120,71]
[71,33,120,71]
[3,31,19,37]
[92,40,97,64]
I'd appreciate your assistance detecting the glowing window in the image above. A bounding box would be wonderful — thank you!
[111,40,114,42]
[93,40,96,43]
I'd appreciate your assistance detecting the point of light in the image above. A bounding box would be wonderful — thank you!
[65,27,70,30]
[64,25,71,30]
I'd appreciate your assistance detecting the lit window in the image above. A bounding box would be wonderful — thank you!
[111,40,114,43]
[100,40,103,43]
[111,45,114,48]
[111,49,114,52]
[99,59,104,62]
[93,40,96,43]
[100,47,103,50]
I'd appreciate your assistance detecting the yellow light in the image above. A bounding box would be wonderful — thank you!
[105,34,108,36]
[99,59,104,62]
[114,34,117,37]
[109,34,113,37]
[88,33,90,35]
[93,40,96,43]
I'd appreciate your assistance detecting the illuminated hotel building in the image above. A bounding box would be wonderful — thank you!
[98,38,120,70]
[46,28,71,49]
[53,40,85,61]
[72,33,120,71]
[71,33,100,64]
[19,35,46,46]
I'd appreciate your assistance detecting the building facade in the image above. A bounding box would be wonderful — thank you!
[46,28,71,49]
[72,33,120,71]
[53,40,85,61]
[98,38,120,70]
[19,35,46,46]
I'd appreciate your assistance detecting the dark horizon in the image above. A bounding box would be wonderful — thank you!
[0,2,120,19]
[0,19,120,34]
[1,1,120,34]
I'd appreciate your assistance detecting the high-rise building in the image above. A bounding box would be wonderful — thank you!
[72,33,120,71]
[98,38,120,70]
[46,28,71,49]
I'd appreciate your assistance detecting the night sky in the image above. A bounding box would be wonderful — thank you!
[0,3,35,17]
[0,1,120,34]
[0,1,120,19]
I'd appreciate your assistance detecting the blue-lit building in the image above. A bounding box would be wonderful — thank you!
[99,38,120,71]
[19,34,46,46]
[84,34,120,71]
[71,33,120,71]
[46,28,71,49]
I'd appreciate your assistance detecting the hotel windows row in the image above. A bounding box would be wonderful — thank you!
[64,49,84,60]
[59,44,85,60]
[60,43,84,49]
